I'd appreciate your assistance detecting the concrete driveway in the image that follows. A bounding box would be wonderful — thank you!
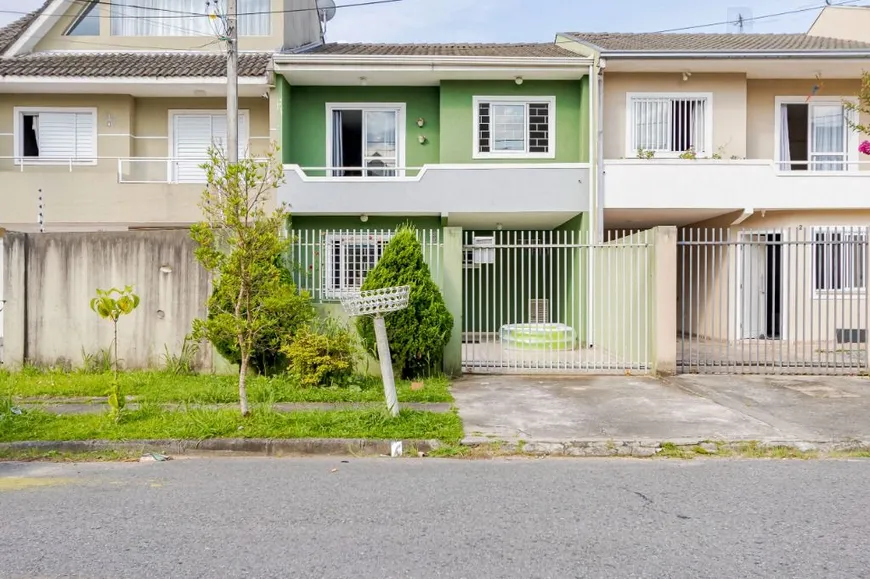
[452,374,870,444]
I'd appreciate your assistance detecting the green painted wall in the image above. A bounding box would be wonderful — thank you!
[276,75,292,163]
[439,79,588,164]
[285,86,441,171]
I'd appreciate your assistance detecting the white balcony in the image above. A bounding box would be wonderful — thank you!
[278,163,591,229]
[605,159,870,216]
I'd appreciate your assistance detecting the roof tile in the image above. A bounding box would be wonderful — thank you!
[564,32,870,52]
[0,2,50,54]
[0,51,270,78]
[298,42,583,57]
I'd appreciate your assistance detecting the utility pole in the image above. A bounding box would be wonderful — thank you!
[226,0,239,163]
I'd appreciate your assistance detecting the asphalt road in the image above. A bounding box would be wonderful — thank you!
[2,457,870,578]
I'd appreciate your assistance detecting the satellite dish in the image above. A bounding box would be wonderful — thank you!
[317,0,337,22]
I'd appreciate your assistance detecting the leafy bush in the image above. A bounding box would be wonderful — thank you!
[207,258,315,376]
[356,225,454,378]
[281,318,358,388]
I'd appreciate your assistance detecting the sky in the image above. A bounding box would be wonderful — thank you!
[0,0,848,44]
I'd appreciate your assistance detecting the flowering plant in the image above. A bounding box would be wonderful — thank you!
[860,140,870,156]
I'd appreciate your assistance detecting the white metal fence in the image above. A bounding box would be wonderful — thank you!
[462,229,653,374]
[678,227,870,375]
[287,228,443,302]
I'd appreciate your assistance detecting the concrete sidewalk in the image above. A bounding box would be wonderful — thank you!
[452,374,870,445]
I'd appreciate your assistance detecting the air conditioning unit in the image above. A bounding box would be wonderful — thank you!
[529,299,550,324]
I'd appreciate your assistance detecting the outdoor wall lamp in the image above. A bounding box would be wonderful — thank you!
[515,76,523,85]
[418,135,427,144]
[417,117,425,127]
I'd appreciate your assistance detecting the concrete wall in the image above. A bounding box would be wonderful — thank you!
[1,230,211,370]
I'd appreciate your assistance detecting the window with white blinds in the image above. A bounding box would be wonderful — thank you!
[15,108,96,164]
[171,111,249,183]
[627,94,712,157]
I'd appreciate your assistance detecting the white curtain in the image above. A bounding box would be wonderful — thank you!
[111,0,270,36]
[811,104,846,172]
[332,110,344,177]
[779,105,791,172]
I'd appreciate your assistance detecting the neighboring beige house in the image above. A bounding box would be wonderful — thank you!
[559,8,870,370]
[0,0,322,232]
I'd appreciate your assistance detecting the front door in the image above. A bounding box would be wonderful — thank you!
[740,233,767,339]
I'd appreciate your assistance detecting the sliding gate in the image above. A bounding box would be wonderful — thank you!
[678,227,869,375]
[461,230,653,374]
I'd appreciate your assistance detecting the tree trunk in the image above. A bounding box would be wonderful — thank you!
[113,320,119,381]
[238,355,250,416]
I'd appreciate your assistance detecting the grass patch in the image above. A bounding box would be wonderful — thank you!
[657,442,693,459]
[1,370,453,404]
[0,448,141,462]
[0,405,463,443]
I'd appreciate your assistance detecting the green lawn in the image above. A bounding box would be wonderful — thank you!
[0,405,463,443]
[1,370,453,404]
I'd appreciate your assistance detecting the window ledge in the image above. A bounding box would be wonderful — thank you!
[472,152,556,160]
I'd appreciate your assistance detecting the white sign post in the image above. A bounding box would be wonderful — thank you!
[340,286,410,418]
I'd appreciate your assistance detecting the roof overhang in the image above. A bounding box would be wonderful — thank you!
[3,0,67,58]
[273,54,593,86]
[0,75,269,97]
[599,56,870,78]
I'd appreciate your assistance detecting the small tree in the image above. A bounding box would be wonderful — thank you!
[356,226,453,378]
[89,285,140,420]
[190,146,292,416]
[208,255,313,375]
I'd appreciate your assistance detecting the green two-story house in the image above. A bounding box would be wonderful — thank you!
[272,42,595,373]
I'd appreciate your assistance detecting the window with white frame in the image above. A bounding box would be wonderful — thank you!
[473,96,555,158]
[64,1,100,36]
[813,228,867,291]
[627,93,711,157]
[14,108,96,164]
[327,105,403,177]
[777,99,857,172]
[324,233,392,297]
[110,0,270,36]
[171,111,249,183]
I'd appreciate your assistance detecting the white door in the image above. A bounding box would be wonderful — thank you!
[740,233,767,339]
[172,112,249,183]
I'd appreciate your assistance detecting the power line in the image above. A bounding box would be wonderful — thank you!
[0,0,401,21]
[652,0,866,33]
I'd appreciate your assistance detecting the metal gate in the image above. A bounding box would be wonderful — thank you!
[462,229,652,374]
[678,227,869,375]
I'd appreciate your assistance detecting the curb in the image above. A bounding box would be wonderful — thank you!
[0,438,443,458]
[461,438,870,457]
